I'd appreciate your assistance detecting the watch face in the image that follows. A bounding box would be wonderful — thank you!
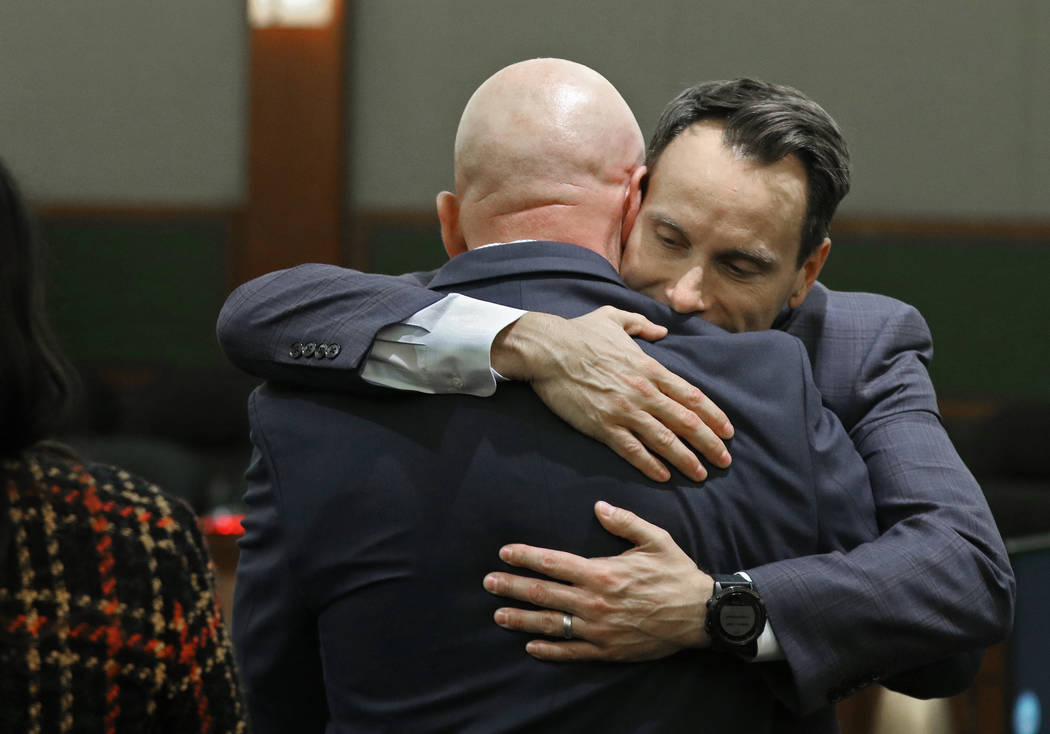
[718,591,762,641]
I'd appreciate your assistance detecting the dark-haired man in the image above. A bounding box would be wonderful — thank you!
[221,76,1013,716]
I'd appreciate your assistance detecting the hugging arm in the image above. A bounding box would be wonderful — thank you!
[217,264,443,392]
[486,338,882,711]
[775,302,1014,702]
[484,303,1015,713]
[217,264,734,481]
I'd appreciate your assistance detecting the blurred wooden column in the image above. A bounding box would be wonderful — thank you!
[240,0,348,283]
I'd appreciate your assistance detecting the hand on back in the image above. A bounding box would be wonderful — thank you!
[491,306,733,482]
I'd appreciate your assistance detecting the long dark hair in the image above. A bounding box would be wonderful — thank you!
[0,161,77,457]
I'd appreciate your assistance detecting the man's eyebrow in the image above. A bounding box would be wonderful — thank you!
[718,247,779,270]
[647,213,689,239]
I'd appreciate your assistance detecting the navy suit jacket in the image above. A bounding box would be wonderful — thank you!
[220,245,1014,719]
[233,242,879,733]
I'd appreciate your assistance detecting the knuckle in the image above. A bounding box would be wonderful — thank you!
[488,574,508,593]
[583,596,612,618]
[559,645,583,661]
[622,373,654,396]
[526,581,551,605]
[686,386,707,405]
[611,505,636,526]
[539,553,560,573]
[651,426,677,450]
[677,411,703,433]
[619,441,649,460]
[609,394,634,414]
[500,610,523,629]
[592,571,619,592]
[652,526,673,545]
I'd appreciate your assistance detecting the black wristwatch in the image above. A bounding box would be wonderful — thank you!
[705,574,766,659]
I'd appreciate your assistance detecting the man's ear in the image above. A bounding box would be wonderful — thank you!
[437,191,467,258]
[788,238,831,308]
[620,165,647,244]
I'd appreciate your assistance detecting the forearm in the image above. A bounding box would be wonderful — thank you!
[217,263,442,389]
[748,412,1014,712]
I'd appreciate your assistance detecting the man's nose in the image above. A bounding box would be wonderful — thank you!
[666,267,706,314]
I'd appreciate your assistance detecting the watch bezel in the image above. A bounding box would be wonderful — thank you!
[705,578,767,652]
[712,588,765,645]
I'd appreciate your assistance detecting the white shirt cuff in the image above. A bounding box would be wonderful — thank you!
[360,293,525,396]
[736,571,783,662]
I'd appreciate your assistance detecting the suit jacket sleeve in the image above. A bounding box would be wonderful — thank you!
[748,301,1015,714]
[233,394,330,733]
[217,264,441,390]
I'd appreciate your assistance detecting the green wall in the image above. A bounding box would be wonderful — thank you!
[821,234,1050,400]
[43,217,231,369]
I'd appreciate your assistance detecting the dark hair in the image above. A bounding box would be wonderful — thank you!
[0,161,77,456]
[646,79,850,265]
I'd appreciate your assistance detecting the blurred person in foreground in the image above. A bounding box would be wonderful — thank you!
[0,160,246,732]
[219,72,1014,717]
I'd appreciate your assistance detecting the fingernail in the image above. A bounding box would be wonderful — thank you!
[722,421,735,439]
[719,449,731,467]
[499,546,511,561]
[525,641,543,656]
[494,609,508,625]
[695,464,708,482]
[484,574,498,591]
[596,501,613,518]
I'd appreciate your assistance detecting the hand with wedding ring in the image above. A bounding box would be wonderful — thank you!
[483,501,715,662]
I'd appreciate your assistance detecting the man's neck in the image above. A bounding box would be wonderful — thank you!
[467,233,620,270]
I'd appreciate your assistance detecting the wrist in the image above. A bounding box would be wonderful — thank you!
[691,570,716,649]
[490,312,558,381]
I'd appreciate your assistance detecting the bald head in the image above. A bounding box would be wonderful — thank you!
[437,59,646,262]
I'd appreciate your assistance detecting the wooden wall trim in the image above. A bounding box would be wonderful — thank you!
[242,0,347,282]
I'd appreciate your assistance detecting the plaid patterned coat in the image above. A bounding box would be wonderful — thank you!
[0,448,246,733]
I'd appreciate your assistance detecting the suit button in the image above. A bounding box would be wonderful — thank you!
[316,343,329,360]
[302,342,317,357]
[326,343,341,359]
[289,342,303,359]
[451,376,464,389]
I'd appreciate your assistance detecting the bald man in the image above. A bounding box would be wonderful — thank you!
[231,59,878,732]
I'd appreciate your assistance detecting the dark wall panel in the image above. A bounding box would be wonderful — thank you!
[42,215,232,368]
[821,234,1050,400]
